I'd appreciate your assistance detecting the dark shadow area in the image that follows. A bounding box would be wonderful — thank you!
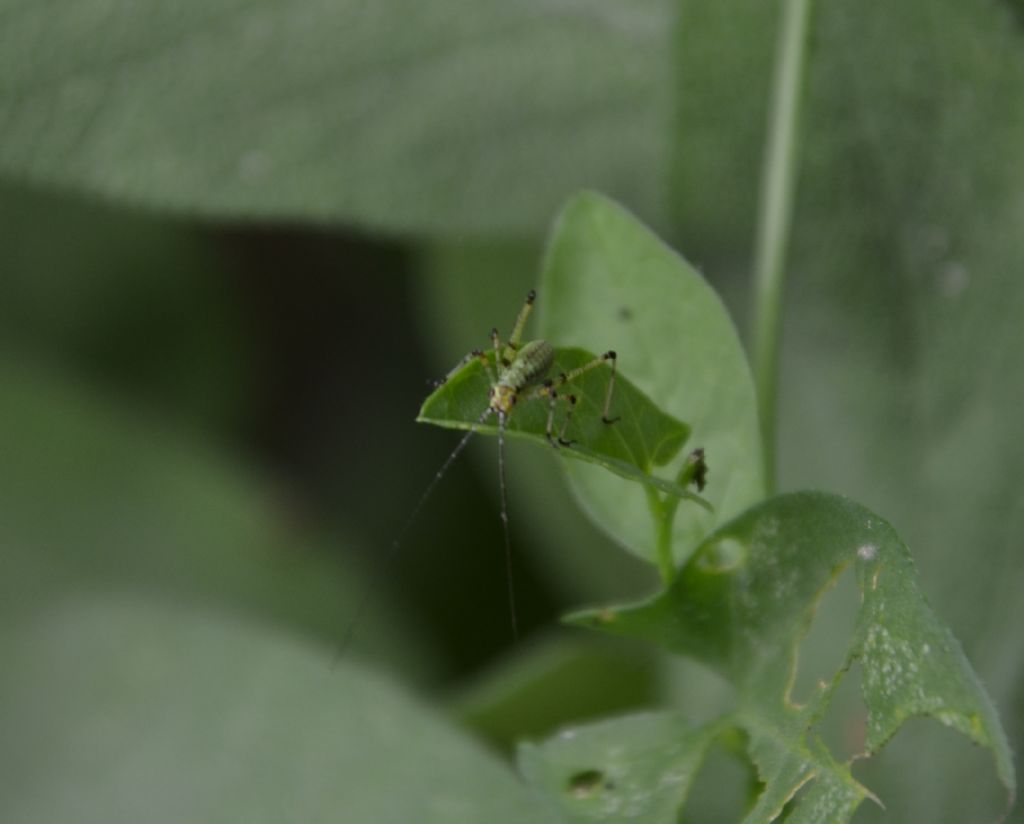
[0,181,561,684]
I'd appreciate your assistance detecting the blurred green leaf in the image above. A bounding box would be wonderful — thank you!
[669,0,776,254]
[0,0,675,234]
[450,634,662,753]
[0,597,556,824]
[418,346,708,508]
[518,712,721,822]
[539,192,764,566]
[666,2,1024,814]
[0,359,435,682]
[571,492,1014,821]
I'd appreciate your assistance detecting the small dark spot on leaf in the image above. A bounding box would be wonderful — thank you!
[567,769,606,798]
[618,306,633,321]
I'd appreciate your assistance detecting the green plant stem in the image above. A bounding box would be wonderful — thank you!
[647,453,705,582]
[646,487,677,583]
[750,0,815,493]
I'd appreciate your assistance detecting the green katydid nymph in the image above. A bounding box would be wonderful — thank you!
[433,289,620,637]
[439,289,619,447]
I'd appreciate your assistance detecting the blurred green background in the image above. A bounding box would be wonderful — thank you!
[2,0,1023,821]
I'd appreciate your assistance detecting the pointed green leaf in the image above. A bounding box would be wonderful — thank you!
[570,492,1014,821]
[539,192,765,566]
[0,358,433,681]
[418,346,709,508]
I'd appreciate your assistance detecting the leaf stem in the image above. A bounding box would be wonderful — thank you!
[750,0,816,493]
[646,487,676,583]
[647,452,706,583]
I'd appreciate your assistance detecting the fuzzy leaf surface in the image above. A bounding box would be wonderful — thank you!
[0,0,673,235]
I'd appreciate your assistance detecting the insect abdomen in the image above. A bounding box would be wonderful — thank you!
[503,339,554,390]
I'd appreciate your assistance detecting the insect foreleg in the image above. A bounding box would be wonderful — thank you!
[491,327,509,370]
[434,349,494,387]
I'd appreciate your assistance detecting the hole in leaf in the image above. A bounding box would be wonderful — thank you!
[662,657,737,724]
[815,661,868,764]
[790,565,860,705]
[566,768,608,798]
[678,739,758,822]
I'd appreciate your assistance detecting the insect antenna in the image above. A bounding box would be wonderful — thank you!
[339,404,494,658]
[496,410,519,641]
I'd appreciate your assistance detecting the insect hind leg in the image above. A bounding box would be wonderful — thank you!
[542,389,578,448]
[547,351,620,425]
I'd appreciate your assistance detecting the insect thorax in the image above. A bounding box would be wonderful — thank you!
[502,339,554,391]
[490,339,554,416]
